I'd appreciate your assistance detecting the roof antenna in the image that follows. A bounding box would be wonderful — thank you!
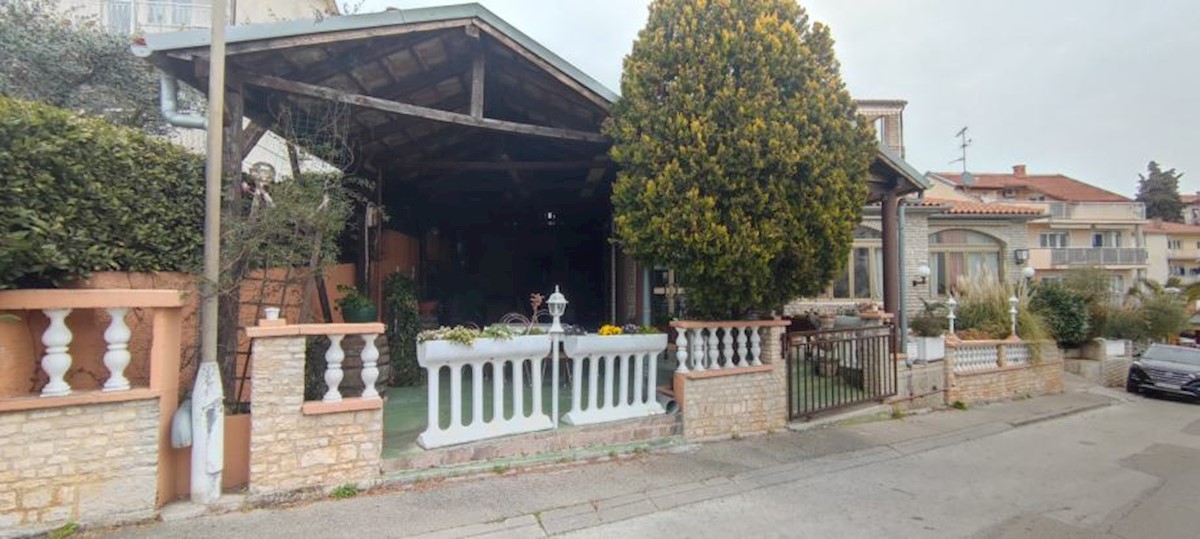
[949,126,975,188]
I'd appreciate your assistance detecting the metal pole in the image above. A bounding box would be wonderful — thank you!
[193,0,228,505]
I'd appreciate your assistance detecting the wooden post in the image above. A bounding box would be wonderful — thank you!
[881,186,901,351]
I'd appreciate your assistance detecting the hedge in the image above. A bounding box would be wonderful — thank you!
[0,96,204,288]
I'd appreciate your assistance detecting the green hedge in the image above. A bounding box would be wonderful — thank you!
[0,97,204,288]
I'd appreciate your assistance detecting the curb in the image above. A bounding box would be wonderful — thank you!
[1007,400,1114,427]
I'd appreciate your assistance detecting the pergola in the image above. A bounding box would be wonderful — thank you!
[136,4,927,325]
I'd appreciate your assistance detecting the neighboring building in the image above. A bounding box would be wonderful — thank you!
[1145,220,1200,285]
[1182,193,1200,225]
[51,0,339,175]
[857,99,907,158]
[928,166,1149,295]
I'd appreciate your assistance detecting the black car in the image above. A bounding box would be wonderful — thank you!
[1127,344,1200,400]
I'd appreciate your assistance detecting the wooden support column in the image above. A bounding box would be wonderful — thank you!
[881,186,901,350]
[217,82,246,406]
[469,32,485,119]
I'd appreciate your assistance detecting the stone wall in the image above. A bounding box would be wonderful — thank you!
[888,361,946,411]
[676,327,788,440]
[0,399,158,535]
[247,335,383,502]
[947,345,1064,404]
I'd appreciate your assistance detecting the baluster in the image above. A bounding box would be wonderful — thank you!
[646,350,659,408]
[450,364,464,427]
[322,334,345,402]
[571,355,584,416]
[691,329,706,372]
[513,358,525,419]
[722,327,734,368]
[675,329,689,374]
[360,333,380,399]
[707,327,721,369]
[493,360,505,422]
[102,307,132,392]
[40,308,74,397]
[531,354,544,418]
[633,352,646,407]
[750,328,762,366]
[587,356,600,412]
[603,354,616,409]
[736,327,749,368]
[426,365,440,433]
[471,362,484,426]
[618,354,631,408]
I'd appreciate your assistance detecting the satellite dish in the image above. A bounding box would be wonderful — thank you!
[961,171,976,187]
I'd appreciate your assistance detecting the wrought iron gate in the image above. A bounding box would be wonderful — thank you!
[786,324,898,420]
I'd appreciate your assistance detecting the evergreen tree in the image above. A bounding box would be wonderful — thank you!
[1136,161,1185,222]
[607,0,875,318]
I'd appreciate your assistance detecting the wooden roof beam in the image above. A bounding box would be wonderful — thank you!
[239,71,608,143]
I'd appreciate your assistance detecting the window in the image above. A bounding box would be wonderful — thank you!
[1169,240,1183,250]
[1195,241,1199,249]
[1039,231,1069,248]
[106,0,134,34]
[1092,231,1122,248]
[1110,275,1126,298]
[1170,266,1186,276]
[929,230,1002,296]
[171,0,195,27]
[830,247,883,299]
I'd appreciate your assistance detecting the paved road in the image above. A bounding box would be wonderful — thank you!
[92,385,1200,538]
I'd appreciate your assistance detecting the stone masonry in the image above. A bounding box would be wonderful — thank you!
[248,335,383,502]
[947,344,1064,404]
[678,327,788,440]
[0,399,158,536]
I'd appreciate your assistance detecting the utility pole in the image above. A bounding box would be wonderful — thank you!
[193,0,228,505]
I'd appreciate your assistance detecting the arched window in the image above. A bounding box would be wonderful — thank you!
[929,230,1002,296]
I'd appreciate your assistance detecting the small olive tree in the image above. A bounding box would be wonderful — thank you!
[607,0,876,319]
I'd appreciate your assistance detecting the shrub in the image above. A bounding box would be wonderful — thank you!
[1102,308,1147,341]
[607,0,876,319]
[909,300,947,337]
[0,97,204,288]
[1062,267,1114,338]
[1029,282,1091,347]
[1141,291,1189,342]
[953,274,1049,342]
[383,272,422,387]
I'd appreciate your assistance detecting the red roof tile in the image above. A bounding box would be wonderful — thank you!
[1145,221,1200,234]
[933,172,1130,203]
[908,197,1045,216]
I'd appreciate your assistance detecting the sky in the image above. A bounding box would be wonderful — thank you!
[360,0,1200,198]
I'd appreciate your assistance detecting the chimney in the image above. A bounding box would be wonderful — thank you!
[1013,164,1027,178]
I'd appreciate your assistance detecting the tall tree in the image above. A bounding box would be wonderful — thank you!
[607,0,875,318]
[0,0,167,132]
[1136,161,1185,222]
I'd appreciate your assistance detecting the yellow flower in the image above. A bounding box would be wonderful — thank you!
[599,324,623,336]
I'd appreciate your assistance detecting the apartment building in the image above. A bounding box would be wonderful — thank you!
[927,165,1148,294]
[1145,220,1200,285]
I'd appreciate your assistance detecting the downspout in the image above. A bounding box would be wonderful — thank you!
[159,74,207,129]
[898,198,909,362]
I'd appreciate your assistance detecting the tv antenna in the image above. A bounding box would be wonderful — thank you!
[948,126,972,173]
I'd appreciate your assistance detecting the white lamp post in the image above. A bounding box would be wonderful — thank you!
[946,296,958,336]
[547,286,568,427]
[1009,295,1020,338]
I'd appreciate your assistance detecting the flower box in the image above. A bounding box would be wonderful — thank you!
[416,334,550,367]
[562,333,668,358]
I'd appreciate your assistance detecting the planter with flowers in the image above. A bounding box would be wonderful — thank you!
[561,324,668,426]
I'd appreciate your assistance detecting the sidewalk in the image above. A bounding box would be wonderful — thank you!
[90,376,1126,539]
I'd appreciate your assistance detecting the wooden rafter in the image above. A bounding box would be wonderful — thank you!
[392,159,611,171]
[238,71,608,143]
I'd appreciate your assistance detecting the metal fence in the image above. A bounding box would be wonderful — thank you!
[786,324,897,420]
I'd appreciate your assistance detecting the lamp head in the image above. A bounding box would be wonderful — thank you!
[547,286,568,317]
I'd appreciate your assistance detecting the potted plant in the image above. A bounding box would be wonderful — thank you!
[336,285,378,323]
[908,300,947,362]
[562,324,668,358]
[415,325,548,366]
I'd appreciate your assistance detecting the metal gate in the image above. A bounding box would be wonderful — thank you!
[786,324,897,420]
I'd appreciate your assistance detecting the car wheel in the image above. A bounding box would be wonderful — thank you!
[1126,376,1140,394]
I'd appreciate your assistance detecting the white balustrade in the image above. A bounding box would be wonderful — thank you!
[319,333,383,403]
[102,307,133,392]
[562,334,667,426]
[1005,343,1031,367]
[417,335,553,449]
[952,344,1001,374]
[40,308,74,397]
[672,324,769,372]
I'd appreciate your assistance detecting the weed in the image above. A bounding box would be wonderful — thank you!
[330,484,359,500]
[891,408,906,419]
[491,464,510,475]
[49,523,79,539]
[951,400,969,410]
[607,450,619,459]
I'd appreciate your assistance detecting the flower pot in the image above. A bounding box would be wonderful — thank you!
[417,334,550,367]
[562,333,668,358]
[341,304,377,323]
[911,335,946,362]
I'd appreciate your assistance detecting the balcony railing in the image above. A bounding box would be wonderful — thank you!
[1037,202,1146,221]
[69,1,214,35]
[1050,247,1148,266]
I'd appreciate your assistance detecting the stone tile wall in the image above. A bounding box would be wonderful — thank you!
[677,327,788,440]
[0,399,158,535]
[248,336,382,502]
[947,343,1064,404]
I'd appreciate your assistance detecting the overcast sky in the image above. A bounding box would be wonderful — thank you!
[362,0,1199,197]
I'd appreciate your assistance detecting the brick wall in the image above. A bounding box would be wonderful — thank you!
[0,399,158,534]
[248,335,382,501]
[947,344,1064,404]
[676,327,788,440]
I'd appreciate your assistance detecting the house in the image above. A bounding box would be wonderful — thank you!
[1145,220,1200,285]
[1182,193,1200,225]
[927,166,1149,295]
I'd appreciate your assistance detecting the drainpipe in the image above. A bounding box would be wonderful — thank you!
[159,74,207,129]
[899,198,910,362]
